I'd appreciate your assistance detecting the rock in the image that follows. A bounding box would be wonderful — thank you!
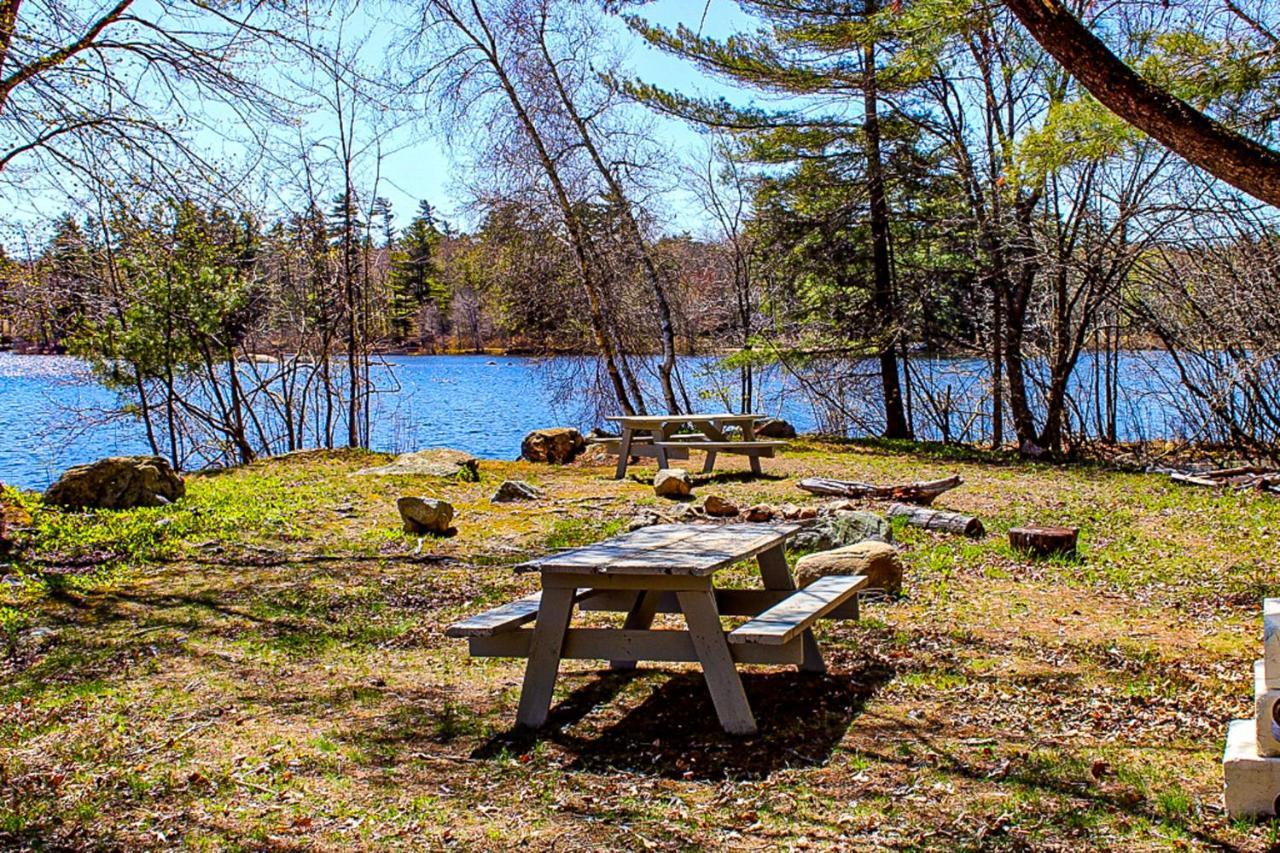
[491,480,542,502]
[778,503,801,520]
[521,428,585,464]
[797,506,818,520]
[654,468,693,499]
[397,497,454,535]
[585,427,617,441]
[755,418,797,439]
[355,448,479,481]
[0,487,30,553]
[795,540,904,595]
[573,442,614,466]
[43,456,185,510]
[789,510,892,552]
[628,511,662,531]
[703,495,739,517]
[745,504,775,522]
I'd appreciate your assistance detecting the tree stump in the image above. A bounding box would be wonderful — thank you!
[1009,525,1078,557]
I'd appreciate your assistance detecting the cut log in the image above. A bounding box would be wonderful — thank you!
[887,503,984,537]
[797,475,962,505]
[1009,525,1078,557]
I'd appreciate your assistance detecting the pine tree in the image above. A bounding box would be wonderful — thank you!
[388,200,446,343]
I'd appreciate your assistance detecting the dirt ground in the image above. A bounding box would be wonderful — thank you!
[3,439,1279,850]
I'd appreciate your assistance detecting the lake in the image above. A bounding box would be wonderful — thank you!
[0,351,1195,490]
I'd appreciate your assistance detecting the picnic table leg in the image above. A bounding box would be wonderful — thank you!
[609,591,659,671]
[515,585,577,729]
[701,451,718,474]
[743,419,763,476]
[655,425,672,470]
[757,544,826,674]
[677,588,758,735]
[613,428,633,480]
[701,418,728,474]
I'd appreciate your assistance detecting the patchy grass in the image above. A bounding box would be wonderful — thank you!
[2,439,1279,849]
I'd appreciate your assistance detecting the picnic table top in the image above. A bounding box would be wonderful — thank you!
[517,522,800,577]
[604,413,765,426]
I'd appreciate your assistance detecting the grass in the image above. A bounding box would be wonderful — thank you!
[2,439,1279,848]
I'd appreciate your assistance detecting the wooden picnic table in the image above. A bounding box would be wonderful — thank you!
[446,523,867,735]
[600,413,786,479]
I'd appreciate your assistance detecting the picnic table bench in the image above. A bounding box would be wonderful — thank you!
[446,523,867,735]
[596,413,786,479]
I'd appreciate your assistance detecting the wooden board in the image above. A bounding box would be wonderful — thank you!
[729,574,867,646]
[445,590,599,637]
[518,522,800,577]
[604,414,764,426]
[469,627,804,666]
[576,588,860,620]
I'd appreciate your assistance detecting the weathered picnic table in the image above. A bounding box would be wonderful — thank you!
[599,413,786,479]
[446,523,867,735]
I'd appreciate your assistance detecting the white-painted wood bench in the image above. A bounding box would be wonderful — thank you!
[729,575,867,646]
[446,523,863,736]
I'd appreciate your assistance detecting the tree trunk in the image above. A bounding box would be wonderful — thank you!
[1002,0,1280,206]
[862,16,911,439]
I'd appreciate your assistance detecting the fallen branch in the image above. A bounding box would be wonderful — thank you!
[888,503,985,537]
[1171,468,1280,493]
[797,474,962,505]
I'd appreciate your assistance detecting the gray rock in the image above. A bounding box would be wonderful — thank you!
[789,510,892,552]
[44,456,185,510]
[520,428,585,464]
[397,496,454,535]
[654,468,692,499]
[755,418,797,439]
[492,480,542,502]
[355,448,479,481]
[795,541,904,595]
[628,511,662,531]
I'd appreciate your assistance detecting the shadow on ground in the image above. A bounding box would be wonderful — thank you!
[474,662,893,781]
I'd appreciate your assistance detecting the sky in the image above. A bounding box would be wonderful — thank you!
[0,0,771,243]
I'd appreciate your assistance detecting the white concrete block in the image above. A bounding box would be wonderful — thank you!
[1255,660,1280,757]
[1263,599,1280,688]
[1225,718,1280,818]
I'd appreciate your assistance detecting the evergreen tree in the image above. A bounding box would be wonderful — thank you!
[388,200,446,342]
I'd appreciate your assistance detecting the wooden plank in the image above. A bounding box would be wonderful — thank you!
[729,575,868,647]
[678,589,758,735]
[446,590,600,638]
[604,414,764,426]
[610,591,660,671]
[651,441,786,450]
[514,587,576,729]
[469,628,803,666]
[519,523,800,576]
[757,543,825,673]
[576,588,860,619]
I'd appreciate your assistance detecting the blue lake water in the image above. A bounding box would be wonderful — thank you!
[0,351,1194,490]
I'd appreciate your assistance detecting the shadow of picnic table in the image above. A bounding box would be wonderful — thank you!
[472,661,894,781]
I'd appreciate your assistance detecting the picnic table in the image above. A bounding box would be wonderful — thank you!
[598,413,786,479]
[446,523,868,735]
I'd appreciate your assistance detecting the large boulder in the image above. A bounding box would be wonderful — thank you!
[397,496,454,535]
[795,540,904,595]
[43,456,185,510]
[0,485,30,553]
[354,448,479,481]
[521,428,585,464]
[654,468,693,499]
[789,510,892,552]
[755,418,797,439]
